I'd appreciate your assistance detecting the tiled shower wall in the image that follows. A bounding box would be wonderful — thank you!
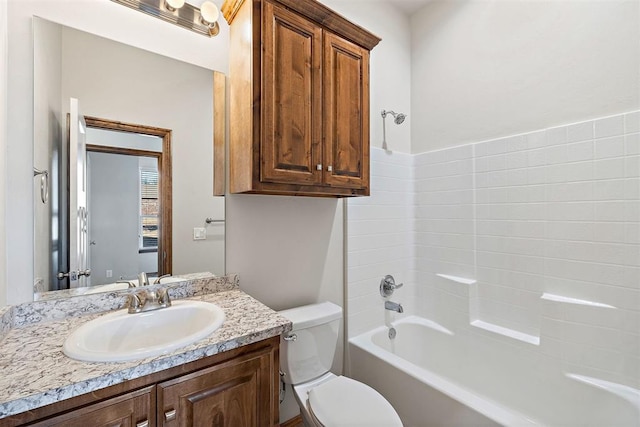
[347,110,639,388]
[347,149,414,337]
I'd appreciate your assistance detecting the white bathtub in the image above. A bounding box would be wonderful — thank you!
[349,316,639,426]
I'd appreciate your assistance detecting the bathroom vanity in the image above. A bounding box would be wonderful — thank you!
[0,275,291,427]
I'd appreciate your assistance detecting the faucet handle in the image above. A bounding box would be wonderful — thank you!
[153,274,172,285]
[127,292,145,313]
[380,275,403,297]
[158,288,172,307]
[117,279,136,289]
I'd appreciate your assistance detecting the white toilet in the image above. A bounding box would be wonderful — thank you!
[279,302,403,427]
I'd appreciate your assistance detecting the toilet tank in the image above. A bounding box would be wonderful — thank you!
[279,302,342,385]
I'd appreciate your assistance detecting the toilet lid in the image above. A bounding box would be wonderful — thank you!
[307,376,403,427]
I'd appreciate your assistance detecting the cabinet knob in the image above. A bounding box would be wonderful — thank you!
[327,165,333,172]
[136,421,149,427]
[316,164,322,171]
[165,409,177,421]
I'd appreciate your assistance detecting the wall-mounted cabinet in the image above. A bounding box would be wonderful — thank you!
[222,0,380,197]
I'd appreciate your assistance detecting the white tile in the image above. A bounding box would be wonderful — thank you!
[476,139,507,157]
[505,151,528,169]
[476,154,505,173]
[625,111,640,134]
[528,185,546,202]
[595,136,625,159]
[593,222,627,243]
[593,179,628,201]
[547,202,595,221]
[546,126,568,146]
[505,135,528,152]
[545,145,568,165]
[595,115,625,138]
[528,149,546,167]
[527,166,547,185]
[594,158,626,180]
[626,223,640,244]
[626,133,640,155]
[546,182,593,202]
[595,201,628,222]
[626,156,640,178]
[506,169,528,186]
[625,178,640,200]
[626,200,640,222]
[565,162,594,182]
[527,130,547,149]
[546,221,594,241]
[567,141,594,162]
[545,164,568,183]
[567,121,594,142]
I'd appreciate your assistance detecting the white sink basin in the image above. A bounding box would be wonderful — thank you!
[63,300,225,362]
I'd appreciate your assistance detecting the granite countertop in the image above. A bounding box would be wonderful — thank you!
[0,289,292,419]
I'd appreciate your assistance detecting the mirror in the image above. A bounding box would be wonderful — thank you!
[33,17,225,299]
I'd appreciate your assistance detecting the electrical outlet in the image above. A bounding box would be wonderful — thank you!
[106,270,113,278]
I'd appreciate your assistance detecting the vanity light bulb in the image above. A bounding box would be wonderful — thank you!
[200,1,219,25]
[165,0,185,10]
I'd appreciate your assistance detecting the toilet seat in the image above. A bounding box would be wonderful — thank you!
[307,376,403,427]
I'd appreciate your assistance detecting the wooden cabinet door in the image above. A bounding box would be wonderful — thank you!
[323,31,370,191]
[27,386,155,427]
[158,351,274,427]
[261,1,323,185]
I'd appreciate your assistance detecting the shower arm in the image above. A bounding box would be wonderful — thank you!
[381,109,407,150]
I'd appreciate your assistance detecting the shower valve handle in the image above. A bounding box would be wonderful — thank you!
[380,275,403,298]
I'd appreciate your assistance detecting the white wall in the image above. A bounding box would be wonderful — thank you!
[411,0,640,153]
[88,151,140,284]
[323,0,412,154]
[5,0,229,304]
[0,0,7,306]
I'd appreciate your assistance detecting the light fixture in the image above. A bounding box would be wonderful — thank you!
[111,0,220,37]
[199,1,220,35]
[165,0,185,12]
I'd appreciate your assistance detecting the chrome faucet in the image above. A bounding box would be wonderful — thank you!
[127,287,172,314]
[138,272,150,287]
[116,279,137,289]
[385,301,403,313]
[153,274,172,285]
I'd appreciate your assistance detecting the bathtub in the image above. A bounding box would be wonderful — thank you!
[349,316,639,426]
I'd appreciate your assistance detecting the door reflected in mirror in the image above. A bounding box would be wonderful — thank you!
[33,17,225,299]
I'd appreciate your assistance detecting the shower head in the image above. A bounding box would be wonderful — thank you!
[381,110,407,125]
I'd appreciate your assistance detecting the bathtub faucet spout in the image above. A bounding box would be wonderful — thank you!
[385,301,403,313]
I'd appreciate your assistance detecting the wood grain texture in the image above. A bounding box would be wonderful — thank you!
[26,386,156,427]
[323,32,370,193]
[0,337,279,427]
[222,0,381,50]
[227,0,256,193]
[84,116,174,275]
[261,1,322,185]
[213,71,226,196]
[280,415,303,427]
[222,0,377,197]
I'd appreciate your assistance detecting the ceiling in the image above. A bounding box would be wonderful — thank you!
[388,0,434,15]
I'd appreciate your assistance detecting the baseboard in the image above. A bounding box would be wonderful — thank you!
[280,414,303,427]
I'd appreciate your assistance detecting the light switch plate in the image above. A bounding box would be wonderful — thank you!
[193,227,207,240]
